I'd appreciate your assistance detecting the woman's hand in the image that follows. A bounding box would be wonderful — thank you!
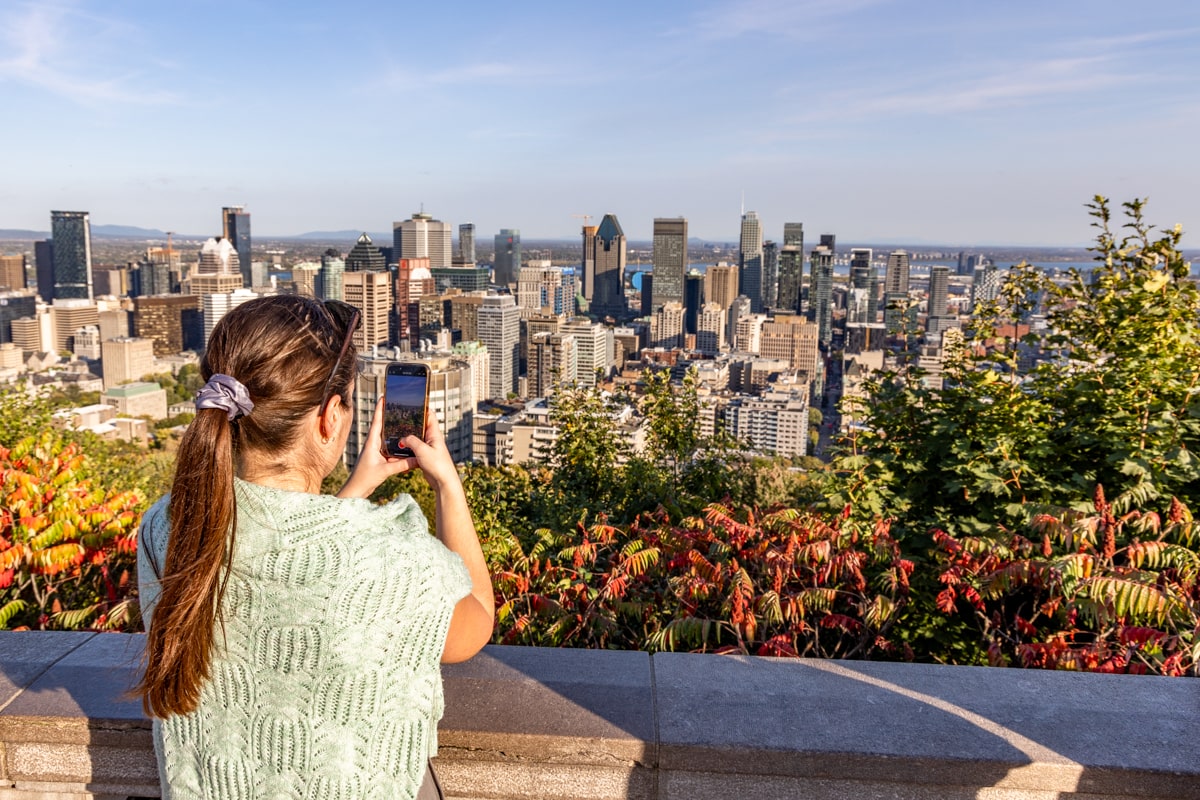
[399,407,462,493]
[336,396,413,499]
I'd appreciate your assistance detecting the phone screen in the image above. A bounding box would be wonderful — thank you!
[383,367,428,457]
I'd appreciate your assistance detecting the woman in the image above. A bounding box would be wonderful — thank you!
[137,295,494,799]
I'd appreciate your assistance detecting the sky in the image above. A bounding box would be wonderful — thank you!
[2,0,1199,246]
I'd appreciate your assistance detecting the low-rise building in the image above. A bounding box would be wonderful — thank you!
[102,381,168,420]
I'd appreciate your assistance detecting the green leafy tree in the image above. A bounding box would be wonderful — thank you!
[548,383,623,519]
[830,197,1200,538]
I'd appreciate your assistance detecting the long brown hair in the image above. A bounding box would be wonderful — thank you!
[138,295,357,718]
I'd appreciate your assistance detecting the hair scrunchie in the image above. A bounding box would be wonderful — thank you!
[195,373,255,421]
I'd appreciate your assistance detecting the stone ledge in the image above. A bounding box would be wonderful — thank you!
[0,632,1197,800]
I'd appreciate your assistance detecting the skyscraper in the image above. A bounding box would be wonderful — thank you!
[885,250,911,296]
[761,241,778,311]
[0,255,26,292]
[222,206,251,289]
[319,249,345,302]
[458,223,476,265]
[585,214,626,319]
[684,271,704,336]
[493,229,521,287]
[884,250,912,333]
[478,294,521,399]
[651,217,687,312]
[809,245,834,348]
[971,263,1000,313]
[345,232,386,272]
[198,238,240,274]
[783,222,804,248]
[697,303,726,355]
[704,263,739,312]
[528,331,576,398]
[580,225,597,301]
[778,244,803,315]
[927,265,952,335]
[739,211,763,312]
[35,240,54,302]
[50,211,93,301]
[849,248,876,322]
[342,269,392,352]
[394,212,453,269]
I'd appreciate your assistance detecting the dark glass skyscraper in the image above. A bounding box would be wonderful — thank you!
[809,245,834,348]
[684,271,703,335]
[35,240,54,302]
[761,241,778,311]
[739,211,763,312]
[493,229,521,287]
[222,206,251,288]
[651,217,687,312]
[50,211,93,300]
[586,214,626,319]
[777,222,804,315]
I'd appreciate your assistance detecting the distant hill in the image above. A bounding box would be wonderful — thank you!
[0,229,46,240]
[91,224,171,239]
[286,230,391,242]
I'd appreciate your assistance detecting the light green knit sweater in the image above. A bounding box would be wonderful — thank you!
[138,479,472,800]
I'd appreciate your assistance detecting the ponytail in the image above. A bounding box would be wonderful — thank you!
[138,407,237,717]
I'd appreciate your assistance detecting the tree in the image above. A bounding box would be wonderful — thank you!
[548,383,623,520]
[829,197,1200,539]
[1,432,143,631]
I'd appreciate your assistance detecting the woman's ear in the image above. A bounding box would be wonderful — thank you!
[318,394,346,442]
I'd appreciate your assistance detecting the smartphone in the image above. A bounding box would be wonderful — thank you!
[382,362,430,458]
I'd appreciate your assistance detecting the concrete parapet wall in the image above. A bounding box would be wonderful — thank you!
[0,631,1196,799]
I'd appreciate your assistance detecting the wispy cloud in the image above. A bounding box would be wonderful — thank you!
[853,55,1133,115]
[680,0,889,42]
[0,2,178,106]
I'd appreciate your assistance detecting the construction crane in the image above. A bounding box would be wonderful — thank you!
[165,231,175,258]
[571,214,593,228]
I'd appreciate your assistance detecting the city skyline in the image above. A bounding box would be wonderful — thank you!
[2,2,1199,245]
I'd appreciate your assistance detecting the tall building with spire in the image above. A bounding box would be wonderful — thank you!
[651,217,687,313]
[739,211,763,312]
[585,214,626,319]
[222,206,251,288]
[50,211,93,301]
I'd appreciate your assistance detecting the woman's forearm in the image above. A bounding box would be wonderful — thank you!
[434,480,494,618]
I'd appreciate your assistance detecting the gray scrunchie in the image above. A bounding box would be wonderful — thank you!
[195,373,255,421]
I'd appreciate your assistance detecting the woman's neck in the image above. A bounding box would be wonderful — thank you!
[237,456,322,494]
